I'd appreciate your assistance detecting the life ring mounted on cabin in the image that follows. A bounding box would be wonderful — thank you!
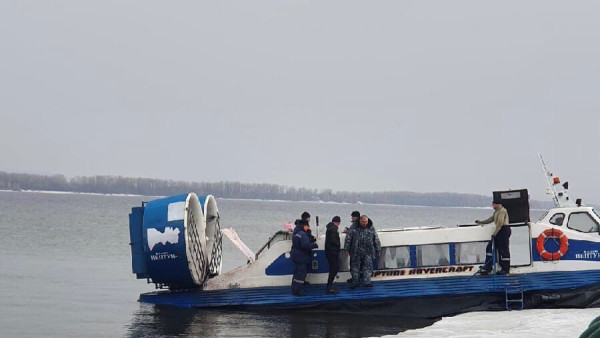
[536,228,569,261]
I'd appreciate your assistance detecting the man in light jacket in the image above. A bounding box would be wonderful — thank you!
[476,200,511,275]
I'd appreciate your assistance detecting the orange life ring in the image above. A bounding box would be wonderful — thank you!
[536,228,569,261]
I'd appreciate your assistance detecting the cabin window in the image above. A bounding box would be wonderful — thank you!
[549,213,565,226]
[377,246,411,269]
[567,212,599,233]
[455,242,487,264]
[416,244,450,266]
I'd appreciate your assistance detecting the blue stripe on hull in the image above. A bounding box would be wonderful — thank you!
[139,270,600,309]
[265,238,600,277]
[532,238,600,262]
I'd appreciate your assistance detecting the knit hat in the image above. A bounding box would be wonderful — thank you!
[301,211,311,220]
[298,219,309,226]
[351,211,360,218]
[332,216,341,222]
[492,198,502,205]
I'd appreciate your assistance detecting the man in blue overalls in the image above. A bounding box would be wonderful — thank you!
[291,219,318,296]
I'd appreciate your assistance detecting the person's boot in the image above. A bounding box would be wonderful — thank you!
[478,266,492,275]
[498,262,510,275]
[292,283,305,296]
[326,285,339,294]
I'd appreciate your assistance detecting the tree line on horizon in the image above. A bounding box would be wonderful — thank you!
[0,171,552,208]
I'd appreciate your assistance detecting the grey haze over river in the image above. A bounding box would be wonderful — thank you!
[2,190,598,338]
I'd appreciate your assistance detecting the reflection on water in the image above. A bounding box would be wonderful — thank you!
[126,304,438,338]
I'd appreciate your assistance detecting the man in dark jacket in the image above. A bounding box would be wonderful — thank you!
[325,216,341,294]
[291,219,318,296]
[345,215,381,288]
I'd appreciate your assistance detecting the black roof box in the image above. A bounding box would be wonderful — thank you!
[492,189,530,223]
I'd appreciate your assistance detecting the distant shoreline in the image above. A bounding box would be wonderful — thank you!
[0,189,149,198]
[0,171,555,209]
[0,189,555,211]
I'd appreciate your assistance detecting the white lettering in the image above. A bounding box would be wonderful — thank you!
[575,250,599,260]
[150,252,179,261]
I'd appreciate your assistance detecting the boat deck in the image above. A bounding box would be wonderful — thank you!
[139,270,600,310]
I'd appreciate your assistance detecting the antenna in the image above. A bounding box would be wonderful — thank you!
[538,153,559,207]
[538,154,576,208]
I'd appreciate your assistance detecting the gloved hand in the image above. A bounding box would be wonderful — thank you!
[310,235,316,242]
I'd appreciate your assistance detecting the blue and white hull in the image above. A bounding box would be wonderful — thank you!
[127,166,600,317]
[138,270,600,316]
[133,223,600,314]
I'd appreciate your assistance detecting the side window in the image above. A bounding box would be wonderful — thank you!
[377,246,411,269]
[567,212,599,233]
[549,213,565,226]
[455,242,487,264]
[416,244,450,266]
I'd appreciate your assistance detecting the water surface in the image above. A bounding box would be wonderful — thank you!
[0,191,548,337]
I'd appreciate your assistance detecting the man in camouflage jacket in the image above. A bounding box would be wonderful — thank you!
[344,215,381,288]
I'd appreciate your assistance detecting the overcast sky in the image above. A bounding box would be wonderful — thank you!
[1,1,599,203]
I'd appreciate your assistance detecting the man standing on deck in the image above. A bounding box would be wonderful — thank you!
[344,211,361,234]
[476,199,511,275]
[301,211,316,242]
[325,216,341,294]
[345,215,381,288]
[291,219,318,296]
[344,211,361,283]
